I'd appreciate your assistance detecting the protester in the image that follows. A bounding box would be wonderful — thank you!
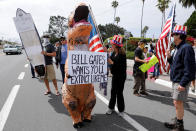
[143,45,148,59]
[62,4,96,128]
[149,42,154,57]
[106,35,127,117]
[190,38,196,92]
[133,39,148,96]
[55,36,67,84]
[41,34,60,96]
[164,25,195,131]
[150,51,160,80]
[143,45,148,79]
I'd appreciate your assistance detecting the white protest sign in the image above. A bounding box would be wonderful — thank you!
[13,10,34,33]
[68,51,108,85]
[13,8,45,67]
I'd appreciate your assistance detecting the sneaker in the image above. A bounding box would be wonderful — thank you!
[118,112,125,117]
[106,108,113,115]
[191,86,195,93]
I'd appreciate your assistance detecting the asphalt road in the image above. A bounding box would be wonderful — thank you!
[0,51,196,131]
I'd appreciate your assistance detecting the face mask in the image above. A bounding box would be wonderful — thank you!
[43,38,49,43]
[42,38,50,47]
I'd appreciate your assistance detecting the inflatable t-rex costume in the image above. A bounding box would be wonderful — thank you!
[62,3,96,128]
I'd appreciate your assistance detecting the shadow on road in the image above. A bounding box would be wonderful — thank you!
[48,93,69,116]
[126,113,170,131]
[77,112,136,131]
[144,89,196,116]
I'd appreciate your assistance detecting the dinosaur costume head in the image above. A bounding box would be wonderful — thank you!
[67,3,92,47]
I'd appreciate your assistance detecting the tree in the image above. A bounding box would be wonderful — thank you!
[156,0,171,32]
[112,1,119,24]
[140,0,145,37]
[179,0,196,9]
[184,11,196,37]
[141,26,149,38]
[115,16,120,25]
[48,15,68,43]
[98,23,133,41]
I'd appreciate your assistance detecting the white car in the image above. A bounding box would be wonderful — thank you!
[3,45,22,55]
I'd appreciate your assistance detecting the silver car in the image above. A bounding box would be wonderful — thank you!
[3,45,22,55]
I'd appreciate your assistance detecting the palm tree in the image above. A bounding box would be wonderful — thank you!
[156,0,171,32]
[179,0,196,9]
[141,26,149,38]
[112,0,119,24]
[115,16,120,25]
[141,0,145,37]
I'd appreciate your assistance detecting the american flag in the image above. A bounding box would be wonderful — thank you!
[156,4,175,74]
[88,10,104,52]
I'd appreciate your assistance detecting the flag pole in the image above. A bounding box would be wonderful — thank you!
[165,3,176,68]
[88,5,104,45]
[168,2,176,49]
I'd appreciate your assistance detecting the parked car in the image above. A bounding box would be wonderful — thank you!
[3,45,22,55]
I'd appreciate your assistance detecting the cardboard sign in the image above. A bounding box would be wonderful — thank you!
[139,55,159,72]
[68,51,108,85]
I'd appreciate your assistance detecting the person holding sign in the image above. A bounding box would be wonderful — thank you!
[132,39,148,96]
[41,34,60,96]
[106,35,127,117]
[61,4,96,129]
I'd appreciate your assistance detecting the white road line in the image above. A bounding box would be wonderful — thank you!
[155,79,196,96]
[0,85,20,131]
[24,64,28,68]
[18,72,25,80]
[95,91,148,131]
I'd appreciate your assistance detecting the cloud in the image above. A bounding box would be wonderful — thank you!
[0,0,194,42]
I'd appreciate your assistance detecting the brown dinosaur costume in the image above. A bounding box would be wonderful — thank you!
[62,3,96,128]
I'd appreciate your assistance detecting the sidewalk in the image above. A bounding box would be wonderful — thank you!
[127,59,196,96]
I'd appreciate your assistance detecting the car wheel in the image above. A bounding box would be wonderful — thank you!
[6,53,8,55]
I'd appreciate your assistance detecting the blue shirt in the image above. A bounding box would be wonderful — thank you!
[168,41,195,87]
[60,44,67,64]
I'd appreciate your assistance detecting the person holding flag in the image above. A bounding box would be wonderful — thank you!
[164,25,195,131]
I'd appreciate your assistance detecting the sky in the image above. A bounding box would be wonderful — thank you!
[0,0,195,43]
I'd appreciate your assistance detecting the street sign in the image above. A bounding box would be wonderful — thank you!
[124,31,130,39]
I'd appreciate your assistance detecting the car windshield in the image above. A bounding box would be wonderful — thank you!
[9,45,15,48]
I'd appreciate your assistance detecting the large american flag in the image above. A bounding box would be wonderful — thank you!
[156,4,175,74]
[88,11,104,52]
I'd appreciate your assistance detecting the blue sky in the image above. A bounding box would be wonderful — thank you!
[0,0,195,43]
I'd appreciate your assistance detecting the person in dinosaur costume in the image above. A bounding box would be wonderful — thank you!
[61,3,96,129]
